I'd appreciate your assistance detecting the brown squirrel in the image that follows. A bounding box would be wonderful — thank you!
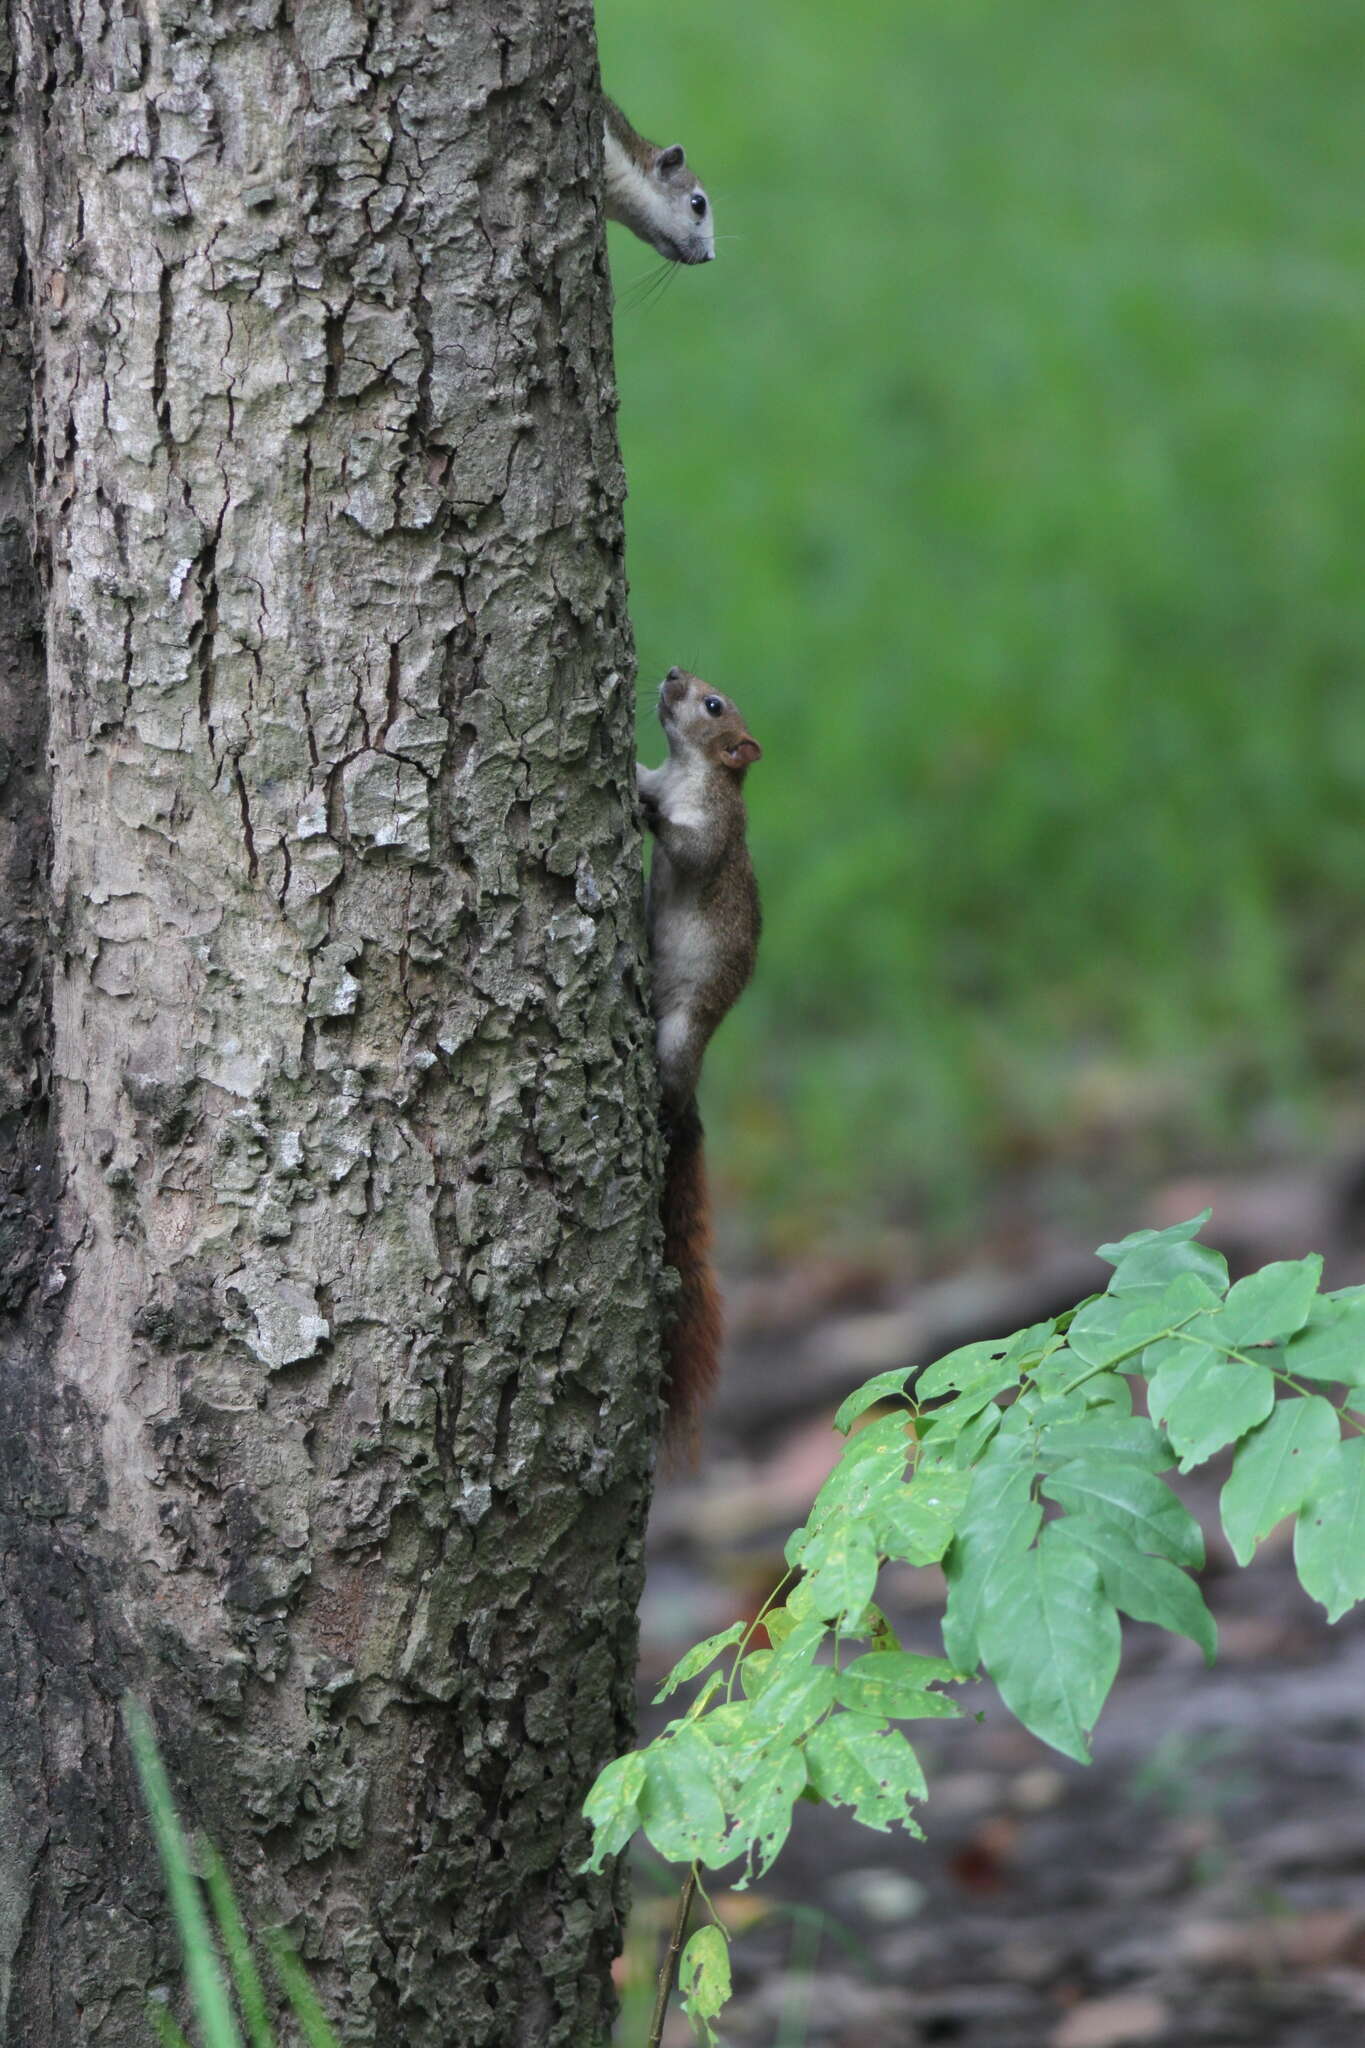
[602,97,716,267]
[637,668,762,1444]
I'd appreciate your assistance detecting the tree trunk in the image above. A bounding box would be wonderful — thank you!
[1,2,660,2042]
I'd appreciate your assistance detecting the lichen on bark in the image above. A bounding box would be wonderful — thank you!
[2,0,662,2040]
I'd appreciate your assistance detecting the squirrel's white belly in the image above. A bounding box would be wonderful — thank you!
[653,900,714,1006]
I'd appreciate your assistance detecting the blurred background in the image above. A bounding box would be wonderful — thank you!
[601,0,1365,1252]
[598,2,1365,2041]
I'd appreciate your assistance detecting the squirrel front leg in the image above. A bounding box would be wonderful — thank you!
[636,761,662,831]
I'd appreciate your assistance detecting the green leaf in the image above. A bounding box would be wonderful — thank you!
[917,1338,1014,1402]
[1294,1438,1365,1623]
[1096,1210,1212,1265]
[1037,1413,1173,1473]
[942,1462,1043,1674]
[721,1744,807,1882]
[841,1647,959,1689]
[1146,1339,1275,1471]
[917,1400,1003,1467]
[746,1662,838,1742]
[1041,1457,1204,1568]
[977,1524,1121,1763]
[1196,1255,1323,1350]
[762,1603,801,1648]
[1220,1396,1341,1564]
[738,1650,774,1699]
[837,1661,962,1722]
[1106,1236,1230,1300]
[639,1728,731,1866]
[799,1516,880,1623]
[581,1750,646,1869]
[679,1923,731,2045]
[834,1368,913,1433]
[1282,1298,1365,1386]
[654,1624,747,1703]
[791,1416,913,1564]
[1003,1318,1064,1366]
[819,1415,914,1514]
[804,1713,926,1832]
[877,1466,971,1564]
[867,1604,901,1653]
[685,1673,726,1721]
[692,1702,771,1779]
[1067,1271,1221,1371]
[1052,1516,1216,1663]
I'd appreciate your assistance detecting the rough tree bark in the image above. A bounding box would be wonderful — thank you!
[0,2,662,2043]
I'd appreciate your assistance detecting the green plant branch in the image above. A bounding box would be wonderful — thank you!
[648,1864,698,2048]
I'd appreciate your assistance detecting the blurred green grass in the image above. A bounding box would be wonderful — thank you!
[598,0,1365,1242]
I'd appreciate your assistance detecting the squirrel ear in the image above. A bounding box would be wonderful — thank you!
[656,143,686,173]
[726,736,762,768]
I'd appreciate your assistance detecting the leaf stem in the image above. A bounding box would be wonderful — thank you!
[1167,1330,1365,1439]
[1055,1316,1198,1399]
[722,1570,795,1705]
[647,1864,698,2048]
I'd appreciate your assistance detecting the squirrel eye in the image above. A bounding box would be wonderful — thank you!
[691,192,708,219]
[703,696,724,716]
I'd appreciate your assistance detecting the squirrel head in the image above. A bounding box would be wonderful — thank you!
[658,668,761,776]
[646,144,715,265]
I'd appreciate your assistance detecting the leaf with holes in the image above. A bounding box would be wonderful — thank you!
[837,1649,963,1722]
[1220,1395,1340,1564]
[877,1467,972,1565]
[799,1515,881,1623]
[581,1750,646,1869]
[654,1623,746,1703]
[917,1338,1017,1403]
[639,1727,731,1866]
[679,1924,731,2047]
[834,1368,914,1434]
[721,1744,808,1884]
[1294,1438,1365,1623]
[804,1713,926,1833]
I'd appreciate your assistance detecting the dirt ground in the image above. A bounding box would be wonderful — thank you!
[638,1158,1365,2046]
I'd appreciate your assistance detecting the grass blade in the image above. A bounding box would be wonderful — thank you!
[123,1698,242,2048]
[262,1928,344,2048]
[146,2005,195,2048]
[201,1836,277,2048]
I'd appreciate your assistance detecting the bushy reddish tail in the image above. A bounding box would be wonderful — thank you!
[660,1097,723,1452]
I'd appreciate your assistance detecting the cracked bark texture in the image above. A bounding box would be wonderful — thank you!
[3,0,661,2041]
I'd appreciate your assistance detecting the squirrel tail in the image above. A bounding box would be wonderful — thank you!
[660,1096,723,1452]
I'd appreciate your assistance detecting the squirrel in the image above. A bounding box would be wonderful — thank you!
[637,667,762,1446]
[602,97,716,267]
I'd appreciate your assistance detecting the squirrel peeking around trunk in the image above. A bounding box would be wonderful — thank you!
[637,668,762,1447]
[602,97,716,267]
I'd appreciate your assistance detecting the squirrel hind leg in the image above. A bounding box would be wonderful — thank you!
[656,1009,701,1111]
